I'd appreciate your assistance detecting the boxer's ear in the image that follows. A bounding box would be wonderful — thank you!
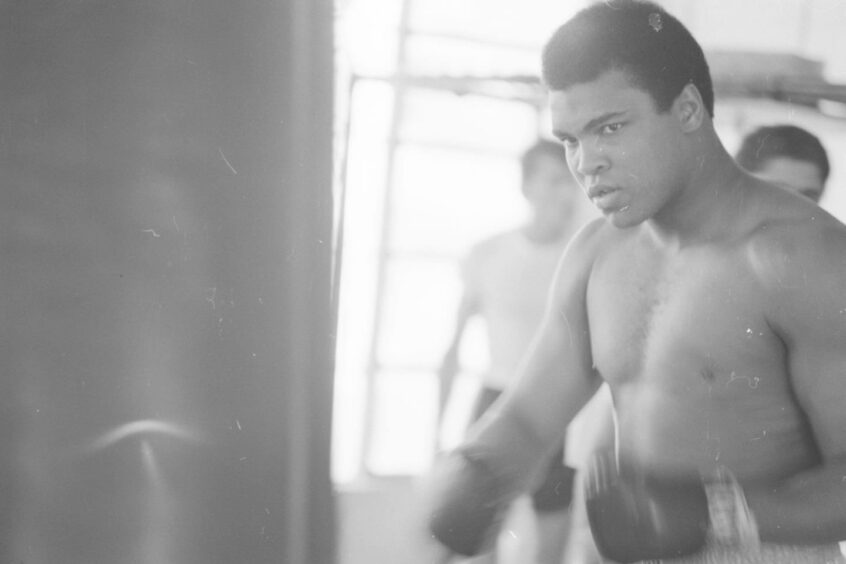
[674,83,705,133]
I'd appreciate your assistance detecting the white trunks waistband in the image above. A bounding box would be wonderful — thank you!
[647,540,845,564]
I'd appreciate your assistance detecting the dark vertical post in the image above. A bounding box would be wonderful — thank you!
[0,1,335,562]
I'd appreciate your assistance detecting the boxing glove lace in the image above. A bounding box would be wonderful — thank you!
[704,465,760,549]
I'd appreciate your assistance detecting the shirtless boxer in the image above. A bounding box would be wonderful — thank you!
[427,2,846,563]
[735,124,830,203]
[438,139,582,564]
[566,122,834,564]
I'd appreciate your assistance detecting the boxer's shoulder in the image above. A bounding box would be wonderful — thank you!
[744,202,846,298]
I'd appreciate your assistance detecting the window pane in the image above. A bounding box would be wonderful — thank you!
[390,145,528,255]
[337,78,396,394]
[405,35,540,77]
[337,0,403,76]
[400,88,538,151]
[377,258,461,368]
[408,0,583,48]
[366,369,438,475]
[332,79,395,483]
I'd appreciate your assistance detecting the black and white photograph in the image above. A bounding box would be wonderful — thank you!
[3,1,846,563]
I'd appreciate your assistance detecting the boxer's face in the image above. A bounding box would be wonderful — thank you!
[549,69,690,229]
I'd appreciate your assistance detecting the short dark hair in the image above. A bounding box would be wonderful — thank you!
[541,0,714,117]
[735,124,830,183]
[520,139,567,181]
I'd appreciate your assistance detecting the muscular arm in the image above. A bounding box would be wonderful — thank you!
[460,220,604,492]
[747,219,846,544]
[426,225,605,556]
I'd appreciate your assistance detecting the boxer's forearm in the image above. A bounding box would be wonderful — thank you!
[746,459,846,545]
[464,402,560,491]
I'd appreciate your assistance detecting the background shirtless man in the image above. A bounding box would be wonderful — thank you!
[427,2,846,562]
[438,139,583,564]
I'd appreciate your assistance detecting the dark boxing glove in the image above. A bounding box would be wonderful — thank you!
[584,450,709,563]
[584,451,760,563]
[426,447,511,556]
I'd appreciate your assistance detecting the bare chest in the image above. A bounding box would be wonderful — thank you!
[586,246,781,390]
[585,237,819,477]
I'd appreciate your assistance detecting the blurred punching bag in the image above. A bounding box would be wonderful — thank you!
[0,1,335,563]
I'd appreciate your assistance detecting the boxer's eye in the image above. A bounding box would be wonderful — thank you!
[599,122,623,136]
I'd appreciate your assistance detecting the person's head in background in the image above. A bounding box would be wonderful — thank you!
[519,139,580,243]
[735,124,830,203]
